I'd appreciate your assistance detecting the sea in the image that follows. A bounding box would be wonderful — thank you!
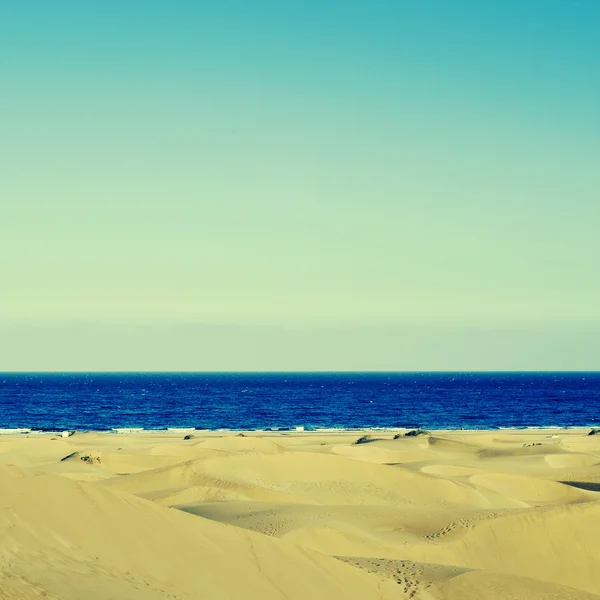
[0,372,599,433]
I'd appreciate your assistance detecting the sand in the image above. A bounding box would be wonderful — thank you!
[1,428,599,599]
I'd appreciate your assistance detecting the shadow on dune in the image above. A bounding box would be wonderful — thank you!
[560,481,600,492]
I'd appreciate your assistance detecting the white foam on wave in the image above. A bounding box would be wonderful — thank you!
[166,428,196,432]
[112,428,144,434]
[0,428,32,435]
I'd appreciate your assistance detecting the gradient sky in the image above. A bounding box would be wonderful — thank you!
[1,1,599,370]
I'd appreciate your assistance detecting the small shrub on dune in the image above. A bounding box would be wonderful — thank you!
[354,435,373,445]
[400,429,430,438]
[80,453,101,464]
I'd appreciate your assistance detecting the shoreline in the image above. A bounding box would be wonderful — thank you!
[1,425,598,437]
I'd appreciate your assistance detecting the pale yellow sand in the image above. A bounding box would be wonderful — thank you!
[1,428,600,599]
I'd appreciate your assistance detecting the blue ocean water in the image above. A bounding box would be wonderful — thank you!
[0,372,599,432]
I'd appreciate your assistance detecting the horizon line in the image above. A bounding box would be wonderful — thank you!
[1,370,599,375]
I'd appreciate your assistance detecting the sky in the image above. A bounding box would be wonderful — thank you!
[1,0,599,370]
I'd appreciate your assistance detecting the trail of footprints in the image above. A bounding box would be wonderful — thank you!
[337,558,429,598]
[424,510,510,543]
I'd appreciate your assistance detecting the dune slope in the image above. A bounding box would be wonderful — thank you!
[0,466,399,600]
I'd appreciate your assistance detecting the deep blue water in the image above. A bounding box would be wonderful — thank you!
[0,372,599,431]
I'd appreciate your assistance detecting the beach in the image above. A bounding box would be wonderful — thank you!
[1,427,599,599]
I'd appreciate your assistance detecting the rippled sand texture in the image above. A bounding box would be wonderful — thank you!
[1,428,600,599]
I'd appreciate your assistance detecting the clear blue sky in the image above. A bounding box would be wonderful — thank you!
[1,1,599,370]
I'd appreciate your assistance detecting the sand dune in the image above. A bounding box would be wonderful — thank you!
[429,570,600,600]
[0,435,74,467]
[1,428,599,599]
[421,464,484,477]
[333,440,435,464]
[198,434,285,454]
[105,450,510,509]
[177,501,509,558]
[401,501,600,595]
[468,472,586,504]
[0,466,399,600]
[544,452,599,469]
